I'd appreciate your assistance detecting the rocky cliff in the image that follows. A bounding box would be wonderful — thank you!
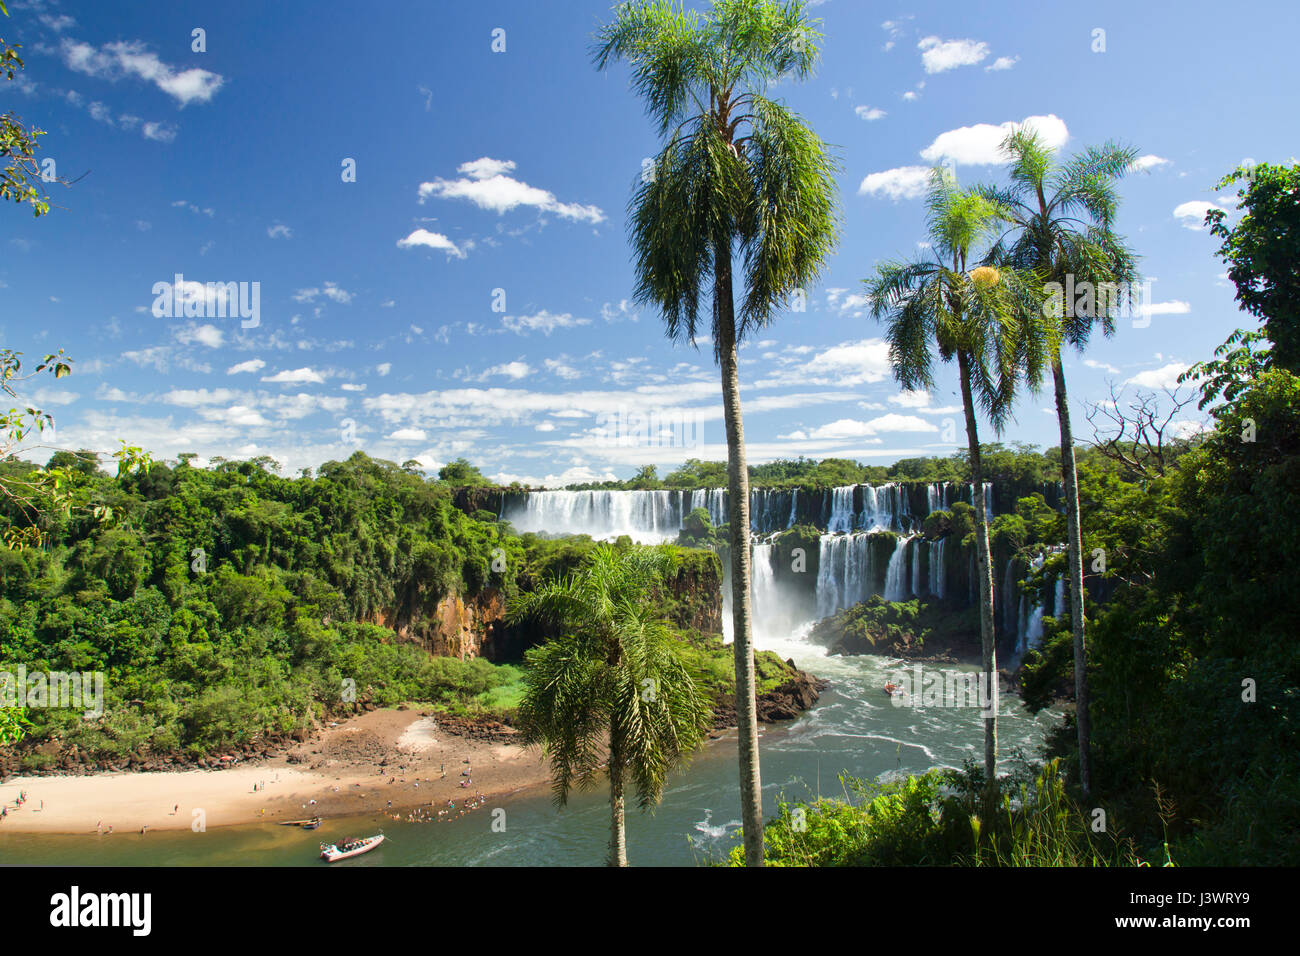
[376,548,726,662]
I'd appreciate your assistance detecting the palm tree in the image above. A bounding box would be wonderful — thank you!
[982,131,1139,799]
[865,168,1049,789]
[594,0,838,866]
[507,544,712,866]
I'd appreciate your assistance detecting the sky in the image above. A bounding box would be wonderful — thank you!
[2,0,1295,486]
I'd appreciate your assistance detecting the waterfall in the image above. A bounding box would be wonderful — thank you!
[827,486,856,532]
[816,532,880,618]
[1053,575,1066,619]
[883,535,912,601]
[751,541,777,628]
[787,488,799,529]
[502,489,685,541]
[1002,557,1020,637]
[929,537,946,598]
[1014,553,1048,655]
[688,488,727,527]
[912,537,925,597]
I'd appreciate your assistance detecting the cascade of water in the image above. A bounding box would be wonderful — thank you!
[787,488,799,529]
[751,541,776,624]
[883,535,912,601]
[971,481,994,523]
[912,537,925,597]
[815,535,839,618]
[1014,553,1049,654]
[827,486,856,532]
[1053,575,1066,618]
[504,489,685,540]
[1002,557,1020,637]
[816,532,882,618]
[930,537,946,598]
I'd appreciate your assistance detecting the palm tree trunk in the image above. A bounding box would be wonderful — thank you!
[607,731,628,867]
[958,351,998,789]
[716,240,764,868]
[1051,350,1092,798]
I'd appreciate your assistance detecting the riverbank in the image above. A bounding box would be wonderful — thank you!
[0,668,826,835]
[0,708,552,835]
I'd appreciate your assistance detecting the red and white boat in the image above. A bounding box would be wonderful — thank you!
[320,834,384,862]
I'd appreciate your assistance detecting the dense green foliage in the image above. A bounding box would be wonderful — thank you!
[808,596,979,658]
[725,760,1145,867]
[0,452,525,767]
[1204,163,1300,372]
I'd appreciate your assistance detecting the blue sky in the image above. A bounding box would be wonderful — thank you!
[3,0,1295,485]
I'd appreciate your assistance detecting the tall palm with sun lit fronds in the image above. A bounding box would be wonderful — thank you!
[866,167,1053,791]
[594,0,839,866]
[981,130,1140,799]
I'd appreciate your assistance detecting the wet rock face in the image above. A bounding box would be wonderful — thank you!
[373,587,510,661]
[755,672,826,722]
[711,666,827,729]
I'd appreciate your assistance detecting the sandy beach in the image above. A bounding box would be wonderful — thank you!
[0,709,553,835]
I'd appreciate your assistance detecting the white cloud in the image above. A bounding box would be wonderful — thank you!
[855,105,887,121]
[1127,362,1189,390]
[388,428,428,442]
[858,165,931,200]
[171,200,213,218]
[481,361,533,381]
[418,157,605,223]
[261,367,326,385]
[784,413,937,441]
[1173,201,1218,229]
[227,358,266,375]
[376,363,392,377]
[174,323,224,349]
[917,36,989,73]
[756,339,892,388]
[1138,301,1191,320]
[293,282,353,304]
[161,388,241,407]
[122,346,171,372]
[601,300,639,323]
[1082,358,1119,374]
[889,390,932,409]
[920,114,1069,166]
[985,55,1018,71]
[340,383,366,392]
[61,39,224,106]
[1132,154,1171,173]
[40,14,76,32]
[502,311,592,335]
[267,223,293,239]
[141,121,176,142]
[544,358,583,380]
[396,228,466,259]
[825,288,872,316]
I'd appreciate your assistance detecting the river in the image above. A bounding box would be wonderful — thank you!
[0,624,1059,866]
